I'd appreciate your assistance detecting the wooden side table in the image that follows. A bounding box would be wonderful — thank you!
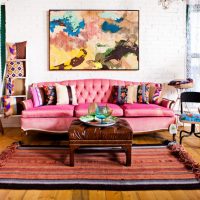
[67,119,133,167]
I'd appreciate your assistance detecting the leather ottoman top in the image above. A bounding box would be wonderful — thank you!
[69,119,132,140]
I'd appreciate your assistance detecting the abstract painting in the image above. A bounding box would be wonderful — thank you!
[49,10,139,70]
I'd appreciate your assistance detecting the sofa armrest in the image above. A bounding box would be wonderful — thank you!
[21,99,34,110]
[159,98,175,109]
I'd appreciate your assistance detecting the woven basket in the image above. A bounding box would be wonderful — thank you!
[174,82,193,89]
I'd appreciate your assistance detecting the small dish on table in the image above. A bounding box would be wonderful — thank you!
[79,115,118,127]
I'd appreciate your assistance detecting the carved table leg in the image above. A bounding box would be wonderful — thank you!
[69,145,79,167]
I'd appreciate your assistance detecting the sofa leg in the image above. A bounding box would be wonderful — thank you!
[20,130,29,145]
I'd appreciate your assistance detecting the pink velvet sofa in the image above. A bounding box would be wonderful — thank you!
[21,79,176,136]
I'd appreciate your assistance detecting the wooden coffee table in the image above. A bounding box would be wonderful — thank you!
[67,119,132,166]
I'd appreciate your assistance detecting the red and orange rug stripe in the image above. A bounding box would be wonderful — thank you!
[0,143,199,189]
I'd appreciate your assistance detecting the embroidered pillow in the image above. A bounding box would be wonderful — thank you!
[127,85,138,104]
[6,61,24,78]
[43,85,57,105]
[112,86,128,105]
[55,83,77,105]
[16,41,27,59]
[137,83,150,104]
[30,87,45,107]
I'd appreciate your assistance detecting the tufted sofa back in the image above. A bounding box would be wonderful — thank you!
[32,79,143,104]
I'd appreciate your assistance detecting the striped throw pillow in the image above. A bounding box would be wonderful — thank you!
[30,87,45,107]
[55,83,77,105]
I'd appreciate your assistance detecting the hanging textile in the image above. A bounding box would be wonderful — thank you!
[186,1,200,92]
[0,5,6,82]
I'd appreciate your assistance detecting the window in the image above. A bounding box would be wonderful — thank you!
[186,4,200,92]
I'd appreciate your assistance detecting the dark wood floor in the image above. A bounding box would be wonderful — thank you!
[0,127,200,200]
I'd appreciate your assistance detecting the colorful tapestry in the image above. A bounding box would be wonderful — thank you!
[49,10,139,70]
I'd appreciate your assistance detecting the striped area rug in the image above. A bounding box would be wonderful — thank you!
[0,142,199,190]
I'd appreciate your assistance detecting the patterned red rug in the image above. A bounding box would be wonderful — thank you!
[0,142,199,190]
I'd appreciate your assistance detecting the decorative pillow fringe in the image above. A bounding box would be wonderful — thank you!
[168,143,200,180]
[0,142,19,167]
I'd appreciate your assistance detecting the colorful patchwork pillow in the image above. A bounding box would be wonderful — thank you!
[127,85,138,104]
[1,96,17,117]
[6,61,24,78]
[6,41,27,60]
[5,78,14,95]
[149,83,162,104]
[30,87,45,107]
[55,83,78,105]
[43,86,57,105]
[137,83,150,104]
[6,43,17,61]
[111,86,128,105]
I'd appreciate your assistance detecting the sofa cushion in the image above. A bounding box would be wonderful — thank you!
[74,103,123,117]
[55,83,78,105]
[121,103,174,117]
[22,105,74,118]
